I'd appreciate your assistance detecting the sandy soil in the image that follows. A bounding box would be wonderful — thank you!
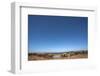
[28,51,88,61]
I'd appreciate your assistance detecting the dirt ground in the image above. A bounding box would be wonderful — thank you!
[28,51,88,61]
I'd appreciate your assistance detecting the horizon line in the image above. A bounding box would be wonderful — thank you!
[28,49,88,53]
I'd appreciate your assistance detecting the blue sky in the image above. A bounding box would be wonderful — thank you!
[28,15,88,53]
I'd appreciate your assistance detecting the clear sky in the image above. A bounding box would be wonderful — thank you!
[28,15,88,53]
